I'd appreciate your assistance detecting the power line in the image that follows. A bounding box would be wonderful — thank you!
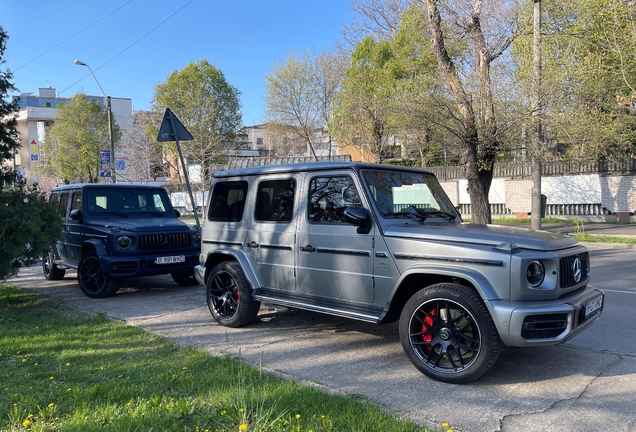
[13,0,136,72]
[60,0,195,96]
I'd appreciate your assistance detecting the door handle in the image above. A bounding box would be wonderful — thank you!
[300,245,315,253]
[247,241,259,248]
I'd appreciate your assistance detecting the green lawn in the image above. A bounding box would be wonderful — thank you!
[0,284,439,432]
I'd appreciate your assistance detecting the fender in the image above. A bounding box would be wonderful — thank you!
[82,238,108,257]
[202,247,261,290]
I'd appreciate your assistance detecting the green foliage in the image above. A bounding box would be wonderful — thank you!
[512,0,636,159]
[151,59,242,180]
[0,187,62,279]
[0,26,20,187]
[40,93,121,183]
[0,284,432,432]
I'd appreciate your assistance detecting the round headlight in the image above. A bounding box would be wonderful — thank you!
[526,260,545,287]
[193,231,201,244]
[116,235,132,249]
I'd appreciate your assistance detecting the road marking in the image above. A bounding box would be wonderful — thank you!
[601,289,636,295]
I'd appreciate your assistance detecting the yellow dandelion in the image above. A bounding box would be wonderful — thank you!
[67,388,72,392]
[239,408,244,413]
[22,419,31,426]
[182,366,187,370]
[127,401,132,407]
[221,410,226,415]
[48,403,54,408]
[34,363,38,366]
[4,388,7,391]
[296,414,301,419]
[239,424,247,431]
[447,430,453,432]
[321,415,325,419]
[49,376,54,380]
[66,363,70,367]
[22,359,26,363]
[27,414,33,418]
[442,423,449,427]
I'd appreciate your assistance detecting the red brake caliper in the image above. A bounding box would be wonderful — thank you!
[421,308,436,346]
[233,290,239,303]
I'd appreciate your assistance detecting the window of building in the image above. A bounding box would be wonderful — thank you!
[207,181,248,222]
[308,176,361,224]
[254,179,295,222]
[256,137,263,146]
[44,102,51,107]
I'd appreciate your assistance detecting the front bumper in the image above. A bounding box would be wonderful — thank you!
[488,285,605,347]
[99,251,200,278]
[194,264,205,285]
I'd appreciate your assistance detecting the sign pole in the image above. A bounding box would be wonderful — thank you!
[157,108,200,232]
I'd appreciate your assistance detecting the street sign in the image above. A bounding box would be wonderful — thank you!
[157,108,194,142]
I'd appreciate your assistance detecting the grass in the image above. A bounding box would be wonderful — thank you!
[0,284,438,432]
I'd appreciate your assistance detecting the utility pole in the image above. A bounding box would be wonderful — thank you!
[531,0,543,230]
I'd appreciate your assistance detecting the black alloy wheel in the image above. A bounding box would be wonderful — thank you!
[77,251,118,298]
[206,262,260,327]
[399,283,500,383]
[42,249,65,280]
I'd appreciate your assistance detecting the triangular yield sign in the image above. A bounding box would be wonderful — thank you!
[157,108,194,142]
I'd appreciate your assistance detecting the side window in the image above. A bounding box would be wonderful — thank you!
[59,192,69,218]
[207,181,248,222]
[71,191,82,212]
[254,179,295,223]
[308,176,361,224]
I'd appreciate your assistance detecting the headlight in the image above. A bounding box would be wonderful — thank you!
[193,231,201,244]
[526,260,545,287]
[116,236,132,249]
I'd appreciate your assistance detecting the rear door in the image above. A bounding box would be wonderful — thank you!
[245,176,299,291]
[64,189,83,264]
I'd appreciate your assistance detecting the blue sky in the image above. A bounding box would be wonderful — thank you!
[2,0,353,126]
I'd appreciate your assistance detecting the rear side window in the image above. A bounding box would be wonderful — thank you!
[254,179,295,223]
[207,181,248,222]
[71,191,82,212]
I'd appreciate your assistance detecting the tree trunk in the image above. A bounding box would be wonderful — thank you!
[424,0,493,224]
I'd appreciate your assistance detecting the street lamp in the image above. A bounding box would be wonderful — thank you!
[74,59,116,183]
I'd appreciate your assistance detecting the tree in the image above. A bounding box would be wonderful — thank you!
[512,0,636,160]
[0,26,61,280]
[422,0,524,224]
[151,60,242,188]
[118,111,162,183]
[40,93,121,183]
[343,0,413,44]
[333,37,397,163]
[265,50,347,160]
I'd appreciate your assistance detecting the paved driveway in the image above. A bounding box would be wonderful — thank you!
[8,242,636,432]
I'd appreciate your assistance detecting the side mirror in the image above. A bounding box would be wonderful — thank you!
[69,209,83,222]
[174,209,181,218]
[343,206,372,234]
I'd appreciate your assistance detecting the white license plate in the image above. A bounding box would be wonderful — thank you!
[584,295,603,317]
[155,255,185,265]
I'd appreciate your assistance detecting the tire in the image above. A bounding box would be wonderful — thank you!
[77,250,118,298]
[206,262,260,327]
[399,283,500,384]
[171,271,200,286]
[43,249,66,280]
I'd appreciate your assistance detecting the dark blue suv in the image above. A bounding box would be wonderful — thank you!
[43,183,201,298]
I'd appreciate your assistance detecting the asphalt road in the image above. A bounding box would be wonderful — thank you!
[7,242,636,432]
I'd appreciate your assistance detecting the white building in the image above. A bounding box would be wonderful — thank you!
[12,87,132,187]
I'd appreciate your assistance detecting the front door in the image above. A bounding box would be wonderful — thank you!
[296,172,375,303]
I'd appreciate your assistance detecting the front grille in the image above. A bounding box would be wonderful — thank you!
[138,233,191,251]
[521,314,568,339]
[560,252,589,288]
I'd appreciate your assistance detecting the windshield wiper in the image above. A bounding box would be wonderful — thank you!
[95,211,128,218]
[137,210,164,217]
[384,207,456,222]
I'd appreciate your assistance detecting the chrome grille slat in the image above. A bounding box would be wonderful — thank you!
[138,233,191,251]
[560,252,589,288]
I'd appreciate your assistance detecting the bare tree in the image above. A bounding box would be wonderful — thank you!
[343,0,413,44]
[118,111,161,183]
[421,0,523,224]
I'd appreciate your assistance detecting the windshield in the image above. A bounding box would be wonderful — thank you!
[86,188,173,216]
[361,170,457,221]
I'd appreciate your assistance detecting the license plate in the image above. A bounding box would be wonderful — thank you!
[155,255,185,265]
[584,295,603,317]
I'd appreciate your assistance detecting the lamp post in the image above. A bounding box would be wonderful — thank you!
[74,59,116,183]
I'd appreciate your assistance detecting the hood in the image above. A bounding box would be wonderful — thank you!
[383,222,578,251]
[85,217,192,233]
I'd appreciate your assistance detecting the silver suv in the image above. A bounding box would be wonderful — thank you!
[194,162,604,383]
